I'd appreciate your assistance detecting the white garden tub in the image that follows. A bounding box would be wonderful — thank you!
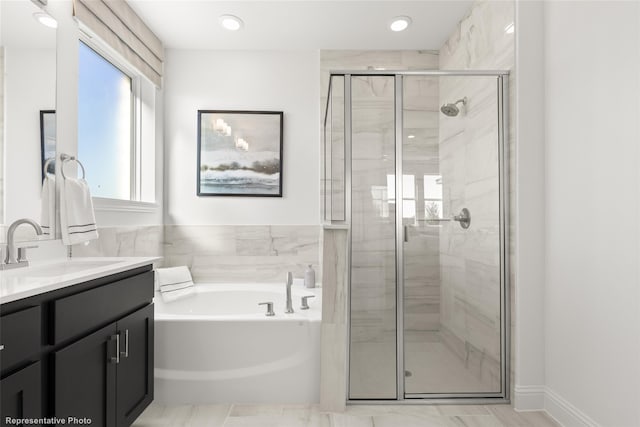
[153,283,322,404]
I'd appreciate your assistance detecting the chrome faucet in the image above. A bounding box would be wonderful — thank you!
[2,218,43,270]
[285,272,294,313]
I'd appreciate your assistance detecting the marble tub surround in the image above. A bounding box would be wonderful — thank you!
[71,225,164,260]
[71,224,321,284]
[132,403,560,427]
[163,225,321,283]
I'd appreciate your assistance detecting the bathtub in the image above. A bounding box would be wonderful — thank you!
[153,283,322,404]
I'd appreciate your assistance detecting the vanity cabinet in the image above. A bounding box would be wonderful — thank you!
[0,264,154,427]
[0,306,43,424]
[0,362,42,422]
[54,304,154,427]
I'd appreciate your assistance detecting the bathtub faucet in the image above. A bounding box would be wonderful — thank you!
[285,272,294,313]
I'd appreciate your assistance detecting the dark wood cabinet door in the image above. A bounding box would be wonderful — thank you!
[54,323,118,427]
[0,306,41,374]
[0,361,41,426]
[116,304,154,427]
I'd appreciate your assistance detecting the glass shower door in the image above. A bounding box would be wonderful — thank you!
[348,75,397,399]
[402,75,503,396]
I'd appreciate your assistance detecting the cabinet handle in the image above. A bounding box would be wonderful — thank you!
[0,344,4,351]
[110,334,120,364]
[120,329,129,358]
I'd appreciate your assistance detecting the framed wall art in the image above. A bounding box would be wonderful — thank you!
[197,110,283,197]
[40,110,56,181]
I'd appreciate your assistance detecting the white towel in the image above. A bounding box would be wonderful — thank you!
[160,286,196,303]
[60,177,98,246]
[156,266,195,291]
[40,174,56,238]
[156,266,196,302]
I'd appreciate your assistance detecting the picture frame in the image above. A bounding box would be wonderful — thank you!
[40,110,56,182]
[197,110,283,197]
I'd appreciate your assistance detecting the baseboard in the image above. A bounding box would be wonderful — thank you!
[513,386,601,427]
[544,387,601,427]
[513,385,545,411]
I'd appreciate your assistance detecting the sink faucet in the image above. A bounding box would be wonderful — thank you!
[285,272,294,313]
[2,218,43,270]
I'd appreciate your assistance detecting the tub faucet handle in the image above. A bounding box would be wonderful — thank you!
[301,295,315,310]
[258,302,275,317]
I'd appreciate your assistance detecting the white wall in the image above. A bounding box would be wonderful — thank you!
[164,49,320,225]
[4,48,55,227]
[513,0,546,409]
[544,2,640,426]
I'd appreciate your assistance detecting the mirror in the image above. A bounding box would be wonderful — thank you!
[0,0,57,243]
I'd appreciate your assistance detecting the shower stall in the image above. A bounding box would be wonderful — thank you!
[323,70,509,402]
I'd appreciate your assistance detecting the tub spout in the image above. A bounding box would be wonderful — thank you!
[285,272,294,314]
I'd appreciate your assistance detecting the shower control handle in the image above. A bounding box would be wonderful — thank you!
[419,208,471,229]
[259,302,275,317]
[453,208,471,229]
[301,295,315,310]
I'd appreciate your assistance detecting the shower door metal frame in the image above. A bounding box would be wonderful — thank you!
[324,70,510,404]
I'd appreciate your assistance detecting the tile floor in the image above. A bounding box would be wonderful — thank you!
[133,403,561,427]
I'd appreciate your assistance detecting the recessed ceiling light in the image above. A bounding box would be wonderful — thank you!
[408,135,415,139]
[219,14,243,31]
[504,23,514,34]
[390,16,411,32]
[33,11,57,29]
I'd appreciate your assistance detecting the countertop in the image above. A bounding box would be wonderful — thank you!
[0,257,160,304]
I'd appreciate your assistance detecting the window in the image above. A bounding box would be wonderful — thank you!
[424,175,443,220]
[386,174,417,219]
[78,41,134,200]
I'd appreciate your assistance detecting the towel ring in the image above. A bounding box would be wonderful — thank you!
[60,153,86,180]
[43,158,55,176]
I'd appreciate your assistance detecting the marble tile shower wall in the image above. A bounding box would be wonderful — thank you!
[72,225,321,284]
[438,0,515,391]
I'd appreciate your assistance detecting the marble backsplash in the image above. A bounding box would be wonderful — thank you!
[73,225,321,284]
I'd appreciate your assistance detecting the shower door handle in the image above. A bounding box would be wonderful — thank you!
[403,225,408,243]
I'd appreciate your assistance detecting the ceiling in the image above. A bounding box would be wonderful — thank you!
[1,0,57,49]
[127,1,473,50]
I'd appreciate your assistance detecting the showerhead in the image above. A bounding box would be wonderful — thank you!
[440,97,467,117]
[440,104,460,117]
